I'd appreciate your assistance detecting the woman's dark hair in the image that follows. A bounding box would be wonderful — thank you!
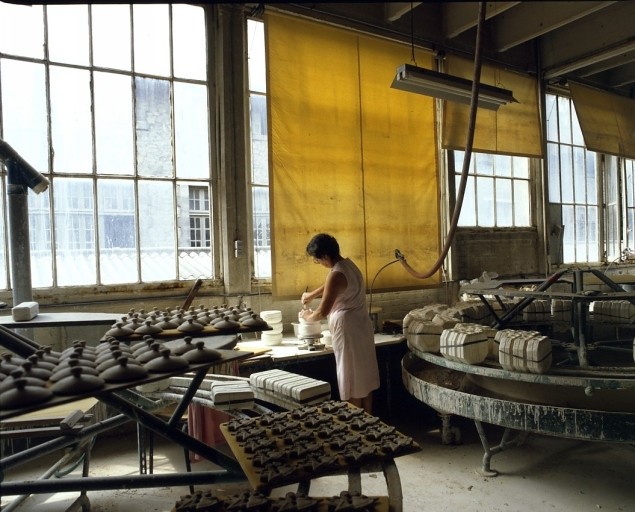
[306,233,340,259]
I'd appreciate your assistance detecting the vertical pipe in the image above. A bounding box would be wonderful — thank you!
[6,160,34,306]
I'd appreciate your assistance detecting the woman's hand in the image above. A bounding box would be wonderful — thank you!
[301,291,312,307]
[298,308,313,321]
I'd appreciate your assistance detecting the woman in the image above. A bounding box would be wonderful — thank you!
[299,233,380,414]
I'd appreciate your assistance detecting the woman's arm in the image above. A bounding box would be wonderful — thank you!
[301,285,325,307]
[301,271,346,322]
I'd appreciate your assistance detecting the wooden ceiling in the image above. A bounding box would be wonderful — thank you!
[263,1,635,98]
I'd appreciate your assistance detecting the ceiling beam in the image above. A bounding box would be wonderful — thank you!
[385,2,422,22]
[540,1,635,70]
[544,39,635,79]
[579,51,635,78]
[444,1,519,38]
[493,1,616,52]
[606,62,635,88]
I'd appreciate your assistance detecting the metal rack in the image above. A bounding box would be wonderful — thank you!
[402,268,635,475]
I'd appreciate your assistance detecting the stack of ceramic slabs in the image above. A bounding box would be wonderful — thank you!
[209,379,255,409]
[249,369,331,405]
[220,400,420,491]
[522,299,551,322]
[496,329,552,374]
[439,324,490,364]
[592,300,635,323]
[551,299,572,321]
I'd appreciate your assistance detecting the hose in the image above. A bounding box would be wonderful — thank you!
[398,1,486,280]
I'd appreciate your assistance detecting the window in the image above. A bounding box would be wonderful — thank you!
[0,3,213,289]
[455,151,531,227]
[625,159,635,251]
[545,93,599,264]
[247,18,271,279]
[188,187,211,249]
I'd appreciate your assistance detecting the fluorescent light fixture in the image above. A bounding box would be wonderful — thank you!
[391,63,517,111]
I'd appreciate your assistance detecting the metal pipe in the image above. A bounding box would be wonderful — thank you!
[397,1,487,280]
[0,470,243,495]
[1,414,131,475]
[6,160,34,307]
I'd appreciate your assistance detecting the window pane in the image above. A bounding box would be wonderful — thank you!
[0,3,44,59]
[133,4,170,77]
[29,189,53,288]
[252,186,271,278]
[135,77,173,177]
[547,143,561,203]
[575,205,587,262]
[47,5,89,66]
[50,66,93,173]
[560,145,574,203]
[558,96,572,144]
[1,59,49,173]
[477,176,495,227]
[545,94,558,142]
[514,180,530,226]
[173,4,206,80]
[496,179,513,226]
[138,180,176,282]
[562,205,575,263]
[0,179,5,290]
[475,153,493,175]
[513,156,529,179]
[92,4,131,71]
[174,82,210,179]
[94,72,134,175]
[98,179,138,285]
[587,205,599,262]
[54,178,96,285]
[177,182,213,280]
[573,146,586,203]
[494,154,511,177]
[248,19,267,94]
[457,175,476,226]
[571,103,585,146]
[250,94,269,185]
[586,152,597,203]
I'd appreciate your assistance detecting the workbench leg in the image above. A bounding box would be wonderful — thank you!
[347,468,362,494]
[297,479,311,495]
[381,459,402,512]
[439,413,460,445]
[474,421,525,477]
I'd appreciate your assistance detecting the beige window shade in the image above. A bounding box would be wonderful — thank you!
[266,13,440,298]
[569,82,635,160]
[442,55,542,158]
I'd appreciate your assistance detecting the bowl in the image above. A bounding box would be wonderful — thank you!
[292,321,328,338]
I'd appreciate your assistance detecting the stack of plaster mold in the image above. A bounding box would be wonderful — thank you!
[402,304,459,353]
[522,299,551,322]
[496,329,552,374]
[209,379,255,409]
[551,299,572,321]
[455,300,493,325]
[250,369,331,405]
[440,323,490,364]
[592,300,635,323]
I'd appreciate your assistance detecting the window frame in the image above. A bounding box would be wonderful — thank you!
[0,2,223,302]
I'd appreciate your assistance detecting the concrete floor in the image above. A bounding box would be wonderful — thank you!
[2,403,634,512]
